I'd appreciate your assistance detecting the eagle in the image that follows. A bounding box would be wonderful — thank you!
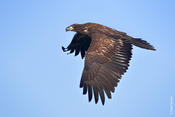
[62,23,155,105]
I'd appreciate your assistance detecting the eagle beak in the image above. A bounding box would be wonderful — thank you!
[66,26,74,31]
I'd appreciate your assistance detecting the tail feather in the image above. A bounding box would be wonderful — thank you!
[130,38,156,51]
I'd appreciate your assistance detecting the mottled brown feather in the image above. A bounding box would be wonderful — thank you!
[80,33,132,105]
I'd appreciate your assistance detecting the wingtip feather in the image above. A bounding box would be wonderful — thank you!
[62,46,66,52]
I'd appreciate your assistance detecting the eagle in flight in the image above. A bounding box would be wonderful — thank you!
[62,23,155,105]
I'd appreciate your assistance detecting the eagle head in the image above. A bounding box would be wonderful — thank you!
[66,23,89,34]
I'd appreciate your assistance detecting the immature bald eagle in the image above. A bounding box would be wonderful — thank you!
[62,23,155,105]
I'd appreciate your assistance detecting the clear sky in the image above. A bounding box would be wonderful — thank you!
[0,0,175,117]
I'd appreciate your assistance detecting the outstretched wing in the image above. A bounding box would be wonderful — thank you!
[80,33,132,105]
[62,33,91,59]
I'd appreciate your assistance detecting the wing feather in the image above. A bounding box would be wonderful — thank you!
[88,85,93,102]
[62,33,91,58]
[96,76,112,99]
[93,85,99,104]
[80,33,132,105]
[83,84,87,94]
[94,78,105,105]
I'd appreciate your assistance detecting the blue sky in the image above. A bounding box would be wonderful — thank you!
[0,0,175,117]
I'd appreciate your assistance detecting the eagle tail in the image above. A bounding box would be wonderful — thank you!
[130,38,156,51]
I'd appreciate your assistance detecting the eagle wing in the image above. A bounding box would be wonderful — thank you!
[62,33,91,58]
[80,33,132,105]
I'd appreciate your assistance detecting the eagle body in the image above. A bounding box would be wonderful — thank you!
[62,23,155,105]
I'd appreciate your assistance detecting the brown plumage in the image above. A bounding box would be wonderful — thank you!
[62,23,155,105]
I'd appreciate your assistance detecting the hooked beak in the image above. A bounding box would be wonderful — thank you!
[66,26,74,31]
